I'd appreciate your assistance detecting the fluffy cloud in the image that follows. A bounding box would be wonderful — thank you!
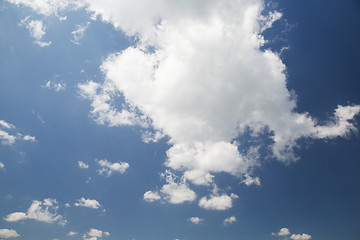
[4,198,66,225]
[199,193,238,211]
[0,120,36,145]
[78,161,89,169]
[189,217,203,225]
[96,159,129,176]
[272,228,311,240]
[241,174,261,186]
[290,234,312,240]
[73,0,360,208]
[83,228,110,240]
[71,22,90,44]
[43,81,66,92]
[223,216,237,225]
[143,191,161,202]
[272,228,290,236]
[74,197,101,209]
[6,0,83,16]
[20,17,51,47]
[0,229,20,239]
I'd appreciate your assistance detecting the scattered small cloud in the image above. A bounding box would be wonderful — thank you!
[43,80,66,92]
[0,229,20,239]
[189,217,203,225]
[83,228,110,240]
[241,174,261,186]
[4,198,66,225]
[71,22,90,45]
[96,159,129,176]
[67,231,77,236]
[143,191,161,202]
[20,17,51,47]
[272,227,291,236]
[199,192,238,211]
[0,120,36,146]
[74,198,101,209]
[0,162,4,170]
[290,234,312,240]
[223,216,237,225]
[78,161,89,169]
[272,227,311,240]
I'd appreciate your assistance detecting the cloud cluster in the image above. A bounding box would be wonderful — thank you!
[75,0,360,208]
[43,80,66,92]
[74,198,101,209]
[0,120,36,145]
[7,0,360,211]
[0,229,20,239]
[4,198,66,225]
[272,228,311,240]
[78,161,89,169]
[189,217,203,225]
[20,17,51,47]
[223,216,237,225]
[83,228,110,240]
[96,159,129,176]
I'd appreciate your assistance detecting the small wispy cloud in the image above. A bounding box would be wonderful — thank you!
[71,22,90,45]
[20,17,51,47]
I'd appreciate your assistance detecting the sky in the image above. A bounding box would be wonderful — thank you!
[0,0,360,240]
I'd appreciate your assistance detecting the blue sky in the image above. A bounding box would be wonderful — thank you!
[1,0,360,240]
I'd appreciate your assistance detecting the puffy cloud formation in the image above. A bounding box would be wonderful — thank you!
[0,229,20,239]
[290,234,312,240]
[272,227,290,236]
[96,159,129,176]
[143,191,161,202]
[20,17,51,47]
[75,0,360,208]
[4,198,66,225]
[272,228,311,240]
[189,217,203,225]
[83,228,110,240]
[74,197,101,209]
[199,193,238,211]
[0,120,36,145]
[78,161,89,169]
[223,216,237,225]
[8,0,360,209]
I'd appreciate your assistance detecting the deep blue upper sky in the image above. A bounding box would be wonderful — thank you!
[1,1,360,240]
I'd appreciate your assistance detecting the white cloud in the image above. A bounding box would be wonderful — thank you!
[160,171,196,204]
[241,174,261,186]
[4,212,27,222]
[290,234,312,240]
[74,197,101,209]
[43,80,66,92]
[67,231,77,236]
[0,120,35,146]
[272,227,291,236]
[0,229,20,239]
[0,120,15,129]
[65,203,71,208]
[4,198,66,225]
[6,0,84,16]
[71,22,90,44]
[83,228,110,240]
[199,193,238,211]
[74,0,360,207]
[96,159,129,176]
[223,216,237,225]
[0,162,4,170]
[78,161,89,169]
[20,17,51,47]
[189,217,203,225]
[143,191,161,202]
